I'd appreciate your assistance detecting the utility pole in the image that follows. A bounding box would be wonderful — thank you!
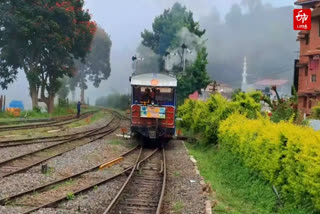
[181,44,187,74]
[181,43,192,74]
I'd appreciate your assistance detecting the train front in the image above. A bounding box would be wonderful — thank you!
[130,73,177,140]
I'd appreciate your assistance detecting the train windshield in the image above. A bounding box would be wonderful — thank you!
[132,86,174,105]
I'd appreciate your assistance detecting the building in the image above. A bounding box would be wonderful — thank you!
[295,0,320,115]
[188,82,234,101]
[254,79,289,99]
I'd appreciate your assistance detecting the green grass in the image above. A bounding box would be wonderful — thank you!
[173,171,181,177]
[109,139,123,145]
[186,143,313,214]
[67,111,109,128]
[66,192,75,200]
[172,201,184,214]
[0,104,99,121]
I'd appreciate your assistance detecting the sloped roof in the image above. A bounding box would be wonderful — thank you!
[254,79,289,86]
[131,73,177,87]
[295,0,320,5]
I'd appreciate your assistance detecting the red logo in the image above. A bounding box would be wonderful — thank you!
[151,79,159,86]
[294,9,311,31]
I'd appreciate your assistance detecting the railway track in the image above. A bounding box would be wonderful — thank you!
[0,111,97,132]
[0,147,166,214]
[0,113,82,126]
[105,147,166,214]
[0,114,121,178]
[0,146,141,214]
[0,124,107,148]
[0,118,55,126]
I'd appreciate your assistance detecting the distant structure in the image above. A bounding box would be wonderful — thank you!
[241,56,255,92]
[241,56,248,92]
[188,81,233,101]
[254,79,289,99]
[295,0,320,115]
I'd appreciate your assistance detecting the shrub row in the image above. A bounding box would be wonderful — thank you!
[219,113,320,209]
[177,92,261,144]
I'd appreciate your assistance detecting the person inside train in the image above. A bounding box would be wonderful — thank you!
[142,88,151,102]
[151,88,156,104]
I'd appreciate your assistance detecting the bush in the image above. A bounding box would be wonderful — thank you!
[219,113,320,210]
[270,101,296,123]
[311,104,320,119]
[177,92,262,144]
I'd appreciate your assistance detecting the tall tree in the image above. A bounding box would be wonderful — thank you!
[71,27,112,103]
[141,2,210,103]
[0,0,96,112]
[141,2,205,57]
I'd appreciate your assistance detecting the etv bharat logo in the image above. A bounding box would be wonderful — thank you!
[294,9,311,30]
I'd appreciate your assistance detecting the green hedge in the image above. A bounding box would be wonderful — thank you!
[219,113,320,210]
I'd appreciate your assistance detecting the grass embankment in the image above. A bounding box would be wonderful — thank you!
[187,143,312,214]
[0,107,106,139]
[0,104,99,122]
[67,110,110,128]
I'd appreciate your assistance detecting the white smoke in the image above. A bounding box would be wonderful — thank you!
[165,27,205,72]
[135,45,161,74]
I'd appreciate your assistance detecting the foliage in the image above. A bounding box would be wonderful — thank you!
[231,88,241,100]
[172,201,184,213]
[0,0,96,112]
[95,93,130,110]
[141,2,209,103]
[219,113,320,211]
[177,47,211,104]
[71,27,112,102]
[178,92,261,144]
[270,101,296,123]
[66,192,75,200]
[311,103,320,119]
[232,91,262,119]
[187,143,312,214]
[141,2,205,56]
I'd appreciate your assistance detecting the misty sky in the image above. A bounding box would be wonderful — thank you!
[1,0,294,109]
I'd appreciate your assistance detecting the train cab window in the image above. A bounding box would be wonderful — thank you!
[155,88,174,105]
[132,86,174,105]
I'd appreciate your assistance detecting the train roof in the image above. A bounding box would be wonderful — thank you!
[130,73,177,87]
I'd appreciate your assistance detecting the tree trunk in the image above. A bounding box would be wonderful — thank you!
[80,87,85,104]
[30,88,39,109]
[47,95,55,114]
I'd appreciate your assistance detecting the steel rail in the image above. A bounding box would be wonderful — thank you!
[103,147,163,214]
[0,128,97,148]
[0,146,139,205]
[20,147,144,214]
[0,116,120,178]
[156,147,167,214]
[0,111,98,132]
[0,110,113,147]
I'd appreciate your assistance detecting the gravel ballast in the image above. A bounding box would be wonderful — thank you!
[163,140,207,214]
[0,116,208,214]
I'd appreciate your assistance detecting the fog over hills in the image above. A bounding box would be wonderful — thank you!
[202,3,298,89]
[1,0,295,109]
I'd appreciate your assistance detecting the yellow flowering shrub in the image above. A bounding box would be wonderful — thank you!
[219,113,320,209]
